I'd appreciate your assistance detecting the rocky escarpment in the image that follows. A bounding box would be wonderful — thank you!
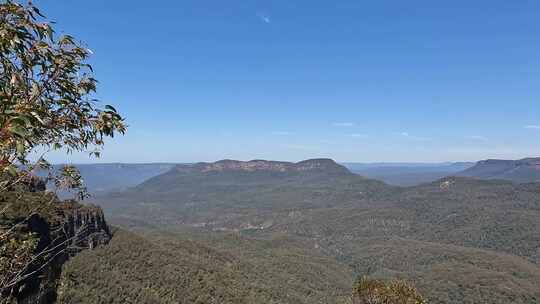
[0,186,110,304]
[175,158,351,175]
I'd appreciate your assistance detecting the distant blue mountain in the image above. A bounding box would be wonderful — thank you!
[342,162,474,186]
[46,160,480,195]
[50,163,176,196]
[457,158,540,183]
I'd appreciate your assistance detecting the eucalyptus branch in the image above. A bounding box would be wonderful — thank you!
[0,1,124,299]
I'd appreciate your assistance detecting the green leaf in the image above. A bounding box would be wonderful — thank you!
[105,105,117,112]
[32,6,45,18]
[16,140,25,154]
[4,165,18,176]
[9,125,28,138]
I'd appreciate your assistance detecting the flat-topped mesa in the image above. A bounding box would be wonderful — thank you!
[517,158,540,169]
[477,157,540,166]
[458,157,540,183]
[469,158,540,172]
[175,158,351,174]
[295,158,351,173]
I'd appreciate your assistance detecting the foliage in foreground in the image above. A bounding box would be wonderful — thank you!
[1,0,125,299]
[1,0,126,200]
[1,0,125,175]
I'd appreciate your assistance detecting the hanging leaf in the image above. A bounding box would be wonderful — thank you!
[0,0,126,178]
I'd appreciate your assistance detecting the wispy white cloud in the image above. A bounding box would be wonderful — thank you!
[332,122,356,127]
[319,140,335,144]
[271,131,292,136]
[467,135,488,141]
[349,133,369,138]
[399,132,431,141]
[524,125,540,129]
[257,13,271,24]
[281,143,316,150]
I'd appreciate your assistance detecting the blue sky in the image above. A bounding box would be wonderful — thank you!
[37,0,540,163]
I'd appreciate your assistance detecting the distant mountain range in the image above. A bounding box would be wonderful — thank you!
[458,157,540,183]
[50,163,175,196]
[176,158,351,174]
[83,157,540,303]
[51,157,540,197]
[343,162,474,186]
[100,158,389,224]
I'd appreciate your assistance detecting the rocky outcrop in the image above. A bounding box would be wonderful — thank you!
[0,190,111,304]
[175,158,351,175]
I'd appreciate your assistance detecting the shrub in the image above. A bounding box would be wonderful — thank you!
[353,277,426,304]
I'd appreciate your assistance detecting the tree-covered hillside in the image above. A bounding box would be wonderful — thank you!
[82,159,540,303]
[59,229,354,304]
[458,158,540,183]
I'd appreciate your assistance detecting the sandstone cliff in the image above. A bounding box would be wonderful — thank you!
[174,158,351,174]
[0,184,110,304]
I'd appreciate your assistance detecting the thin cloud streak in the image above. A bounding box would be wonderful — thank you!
[467,135,488,141]
[332,122,356,127]
[271,131,293,136]
[399,132,431,141]
[349,133,369,138]
[281,143,317,150]
[524,125,540,129]
[256,13,271,24]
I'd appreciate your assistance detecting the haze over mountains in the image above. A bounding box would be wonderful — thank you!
[58,157,540,303]
[99,159,392,229]
[458,157,540,183]
[64,157,539,197]
[344,162,474,186]
[50,163,176,196]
